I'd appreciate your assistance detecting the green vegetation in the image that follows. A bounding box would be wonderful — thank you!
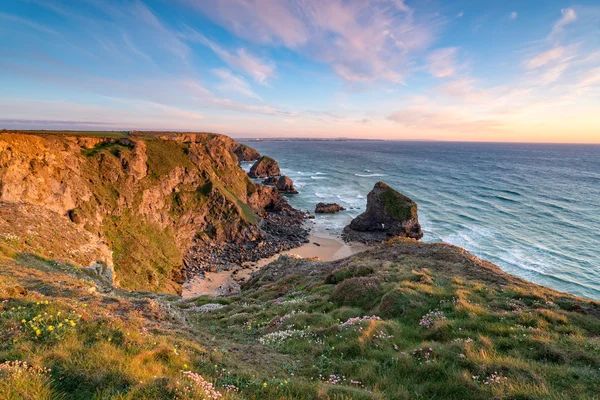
[381,185,417,220]
[4,130,130,138]
[82,141,133,157]
[103,212,183,294]
[144,139,195,179]
[1,240,599,399]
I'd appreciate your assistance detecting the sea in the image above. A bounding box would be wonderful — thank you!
[240,140,600,300]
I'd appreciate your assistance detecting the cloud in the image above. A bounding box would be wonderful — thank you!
[212,68,262,100]
[0,12,59,35]
[181,0,441,83]
[551,8,577,37]
[426,47,459,78]
[577,67,600,87]
[387,106,502,132]
[509,12,518,20]
[457,11,464,18]
[527,47,565,69]
[180,29,275,84]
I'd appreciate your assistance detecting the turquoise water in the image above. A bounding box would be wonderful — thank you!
[241,141,600,300]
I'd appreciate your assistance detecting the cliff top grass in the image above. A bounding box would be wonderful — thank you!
[2,129,131,138]
[1,238,599,399]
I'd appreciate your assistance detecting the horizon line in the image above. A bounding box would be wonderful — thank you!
[3,128,599,145]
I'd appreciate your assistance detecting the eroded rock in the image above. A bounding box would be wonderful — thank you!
[343,182,422,244]
[248,156,280,178]
[315,202,345,213]
[276,176,298,194]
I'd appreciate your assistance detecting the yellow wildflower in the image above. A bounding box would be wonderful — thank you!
[35,329,41,336]
[47,325,54,331]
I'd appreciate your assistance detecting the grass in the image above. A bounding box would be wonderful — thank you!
[1,239,599,399]
[102,212,183,294]
[3,130,130,138]
[144,139,195,179]
[379,183,417,220]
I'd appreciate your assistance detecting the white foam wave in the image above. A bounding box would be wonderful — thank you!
[311,176,328,180]
[355,173,386,177]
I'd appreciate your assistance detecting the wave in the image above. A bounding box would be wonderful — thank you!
[311,176,328,180]
[314,172,326,175]
[354,173,387,177]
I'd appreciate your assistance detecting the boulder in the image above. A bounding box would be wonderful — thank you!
[343,182,422,243]
[234,143,260,162]
[276,176,298,194]
[315,202,345,213]
[248,156,280,178]
[262,176,278,186]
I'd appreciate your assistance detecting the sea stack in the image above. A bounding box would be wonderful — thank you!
[343,182,422,243]
[248,156,280,178]
[276,176,298,194]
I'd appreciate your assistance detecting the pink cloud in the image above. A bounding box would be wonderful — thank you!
[182,0,440,83]
[427,47,460,78]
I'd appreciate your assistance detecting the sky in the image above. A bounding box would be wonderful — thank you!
[1,0,599,143]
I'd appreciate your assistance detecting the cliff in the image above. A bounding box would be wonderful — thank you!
[0,131,282,294]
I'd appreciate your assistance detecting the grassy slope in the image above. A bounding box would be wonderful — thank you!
[1,239,599,399]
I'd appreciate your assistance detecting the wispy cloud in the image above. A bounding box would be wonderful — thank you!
[180,29,275,84]
[551,8,577,37]
[0,12,59,35]
[182,0,442,83]
[527,46,566,69]
[509,12,518,21]
[212,68,262,100]
[426,47,460,78]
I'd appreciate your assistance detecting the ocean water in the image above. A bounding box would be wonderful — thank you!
[241,140,600,300]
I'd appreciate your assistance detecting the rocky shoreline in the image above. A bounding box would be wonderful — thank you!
[184,154,310,280]
[184,208,309,278]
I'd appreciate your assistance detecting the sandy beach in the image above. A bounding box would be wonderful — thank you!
[181,231,368,299]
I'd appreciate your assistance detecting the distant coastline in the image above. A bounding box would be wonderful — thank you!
[237,137,385,142]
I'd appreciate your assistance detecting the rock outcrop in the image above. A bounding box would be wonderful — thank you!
[233,143,260,162]
[276,176,298,194]
[343,182,422,244]
[0,131,307,294]
[248,156,280,178]
[262,176,278,186]
[315,202,345,213]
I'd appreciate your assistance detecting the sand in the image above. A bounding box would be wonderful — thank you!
[181,232,368,299]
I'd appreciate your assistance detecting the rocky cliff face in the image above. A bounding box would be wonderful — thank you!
[233,143,260,162]
[0,131,295,294]
[343,182,423,243]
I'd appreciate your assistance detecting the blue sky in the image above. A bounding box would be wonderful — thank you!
[1,0,599,142]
